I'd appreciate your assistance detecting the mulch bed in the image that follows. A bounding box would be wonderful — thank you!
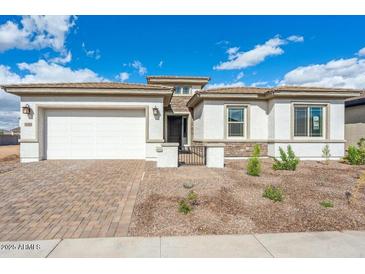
[128,159,365,236]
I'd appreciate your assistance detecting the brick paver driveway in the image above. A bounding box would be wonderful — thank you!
[0,160,145,241]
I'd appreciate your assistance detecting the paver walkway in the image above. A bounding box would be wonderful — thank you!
[0,231,364,258]
[0,160,144,241]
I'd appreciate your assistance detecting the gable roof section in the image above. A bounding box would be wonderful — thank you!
[187,86,362,108]
[1,82,174,106]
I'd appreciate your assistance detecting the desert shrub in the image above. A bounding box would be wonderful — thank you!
[272,145,299,171]
[343,138,365,165]
[344,138,365,165]
[178,199,192,214]
[187,190,198,205]
[247,144,261,176]
[178,191,199,214]
[345,146,363,165]
[247,157,261,176]
[252,144,261,157]
[320,200,334,208]
[322,144,331,164]
[263,185,283,202]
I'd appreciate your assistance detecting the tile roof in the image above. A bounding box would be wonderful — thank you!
[1,82,172,90]
[200,86,363,95]
[199,87,268,94]
[147,75,210,80]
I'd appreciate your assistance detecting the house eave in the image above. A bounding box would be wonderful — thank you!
[267,91,361,99]
[187,90,361,108]
[187,93,262,108]
[4,87,174,106]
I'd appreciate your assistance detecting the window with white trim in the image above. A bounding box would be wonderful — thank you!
[294,105,325,137]
[175,86,191,95]
[227,106,246,138]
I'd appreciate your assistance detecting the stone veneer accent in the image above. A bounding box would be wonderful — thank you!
[223,142,268,157]
[193,141,268,157]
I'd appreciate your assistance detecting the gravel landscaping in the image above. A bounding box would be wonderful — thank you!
[0,145,20,174]
[128,159,365,236]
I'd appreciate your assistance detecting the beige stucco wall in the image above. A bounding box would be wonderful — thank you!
[345,105,365,147]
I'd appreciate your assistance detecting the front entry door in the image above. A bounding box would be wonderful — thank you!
[167,116,182,145]
[167,115,188,147]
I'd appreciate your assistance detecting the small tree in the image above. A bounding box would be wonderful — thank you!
[322,144,331,164]
[273,145,299,171]
[247,144,261,176]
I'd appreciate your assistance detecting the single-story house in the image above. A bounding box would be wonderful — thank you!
[345,92,365,147]
[2,76,361,163]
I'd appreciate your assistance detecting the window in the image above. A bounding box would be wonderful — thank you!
[294,105,325,137]
[174,86,191,95]
[175,86,182,94]
[182,86,190,94]
[227,106,246,137]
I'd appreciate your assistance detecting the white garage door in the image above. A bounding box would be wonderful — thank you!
[45,109,146,159]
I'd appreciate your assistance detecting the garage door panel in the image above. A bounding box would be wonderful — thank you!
[46,109,146,159]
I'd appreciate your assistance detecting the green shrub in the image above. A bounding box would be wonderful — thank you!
[344,138,365,165]
[247,157,261,176]
[179,191,199,214]
[252,144,261,157]
[345,146,363,165]
[178,199,192,214]
[263,185,283,202]
[320,200,334,208]
[273,145,299,171]
[343,138,365,165]
[187,190,198,205]
[322,144,331,164]
[247,144,261,176]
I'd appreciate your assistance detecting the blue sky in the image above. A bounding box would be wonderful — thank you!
[1,16,365,129]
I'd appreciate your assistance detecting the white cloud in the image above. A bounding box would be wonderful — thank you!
[205,81,245,89]
[0,59,105,129]
[0,16,76,53]
[131,60,147,75]
[250,81,269,87]
[118,72,130,82]
[287,35,304,43]
[216,40,230,46]
[236,72,244,80]
[358,47,365,57]
[227,47,240,60]
[158,60,164,68]
[17,60,105,83]
[82,42,101,60]
[49,51,72,64]
[214,35,303,70]
[280,56,365,89]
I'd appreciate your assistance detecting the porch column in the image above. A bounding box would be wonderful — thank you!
[205,143,225,168]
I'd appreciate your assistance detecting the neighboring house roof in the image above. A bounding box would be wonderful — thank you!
[2,82,174,106]
[187,86,363,108]
[345,91,365,107]
[11,127,20,134]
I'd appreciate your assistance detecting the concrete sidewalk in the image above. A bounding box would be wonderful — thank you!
[0,230,364,258]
